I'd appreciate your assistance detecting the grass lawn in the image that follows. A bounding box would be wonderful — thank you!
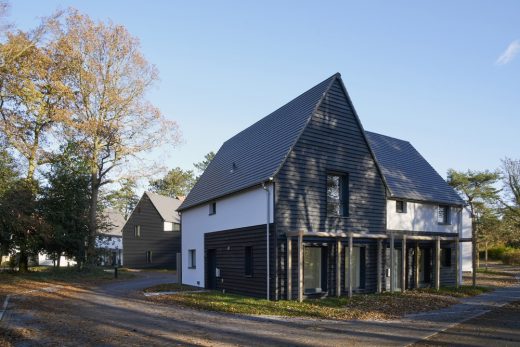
[143,282,200,293]
[148,285,491,321]
[0,266,134,302]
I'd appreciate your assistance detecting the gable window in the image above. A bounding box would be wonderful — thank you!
[209,202,217,215]
[188,249,196,269]
[163,222,181,232]
[438,205,450,224]
[134,225,141,237]
[441,248,452,267]
[327,174,349,217]
[244,246,253,276]
[146,250,152,263]
[172,223,181,232]
[396,200,407,213]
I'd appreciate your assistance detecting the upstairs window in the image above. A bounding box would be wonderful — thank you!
[188,249,196,269]
[327,174,349,217]
[396,200,407,213]
[209,201,217,215]
[438,205,450,224]
[134,225,141,237]
[172,223,181,232]
[244,246,253,276]
[163,222,181,232]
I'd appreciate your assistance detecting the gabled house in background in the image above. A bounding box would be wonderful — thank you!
[96,208,125,266]
[122,192,181,269]
[178,73,471,300]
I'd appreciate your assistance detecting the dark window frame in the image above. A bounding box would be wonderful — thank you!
[134,225,141,238]
[326,173,349,217]
[438,205,451,225]
[396,200,407,213]
[244,246,253,277]
[146,250,153,263]
[209,201,217,215]
[188,249,196,269]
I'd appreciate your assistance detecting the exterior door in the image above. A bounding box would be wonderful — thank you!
[207,249,217,290]
[419,248,432,285]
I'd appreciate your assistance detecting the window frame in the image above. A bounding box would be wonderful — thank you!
[188,249,196,269]
[134,225,141,238]
[326,173,349,217]
[146,250,153,263]
[438,205,451,225]
[395,200,407,213]
[244,246,253,277]
[209,201,217,215]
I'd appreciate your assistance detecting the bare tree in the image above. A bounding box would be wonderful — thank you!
[60,10,181,262]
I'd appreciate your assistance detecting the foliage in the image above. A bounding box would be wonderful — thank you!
[104,178,139,219]
[193,151,215,178]
[39,143,91,266]
[149,167,195,198]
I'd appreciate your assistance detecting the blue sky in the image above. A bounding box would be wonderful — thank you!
[8,1,520,181]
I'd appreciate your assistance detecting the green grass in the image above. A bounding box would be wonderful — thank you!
[477,268,516,277]
[149,285,491,320]
[143,282,199,293]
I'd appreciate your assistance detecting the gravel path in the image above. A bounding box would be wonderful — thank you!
[2,271,520,346]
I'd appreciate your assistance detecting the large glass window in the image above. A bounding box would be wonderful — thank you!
[327,174,349,216]
[304,247,323,294]
[345,247,365,289]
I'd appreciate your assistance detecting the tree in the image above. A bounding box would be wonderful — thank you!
[105,178,139,220]
[0,17,71,180]
[149,167,195,198]
[501,158,520,221]
[448,169,500,286]
[59,11,181,262]
[193,151,215,178]
[0,140,18,265]
[39,143,90,267]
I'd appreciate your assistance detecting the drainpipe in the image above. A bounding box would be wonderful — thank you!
[263,178,273,301]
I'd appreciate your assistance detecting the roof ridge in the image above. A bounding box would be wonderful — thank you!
[365,131,411,144]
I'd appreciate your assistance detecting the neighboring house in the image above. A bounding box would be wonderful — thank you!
[96,208,125,267]
[122,192,181,269]
[179,73,471,300]
[37,253,76,267]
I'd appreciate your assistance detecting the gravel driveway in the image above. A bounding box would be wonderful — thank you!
[2,271,520,346]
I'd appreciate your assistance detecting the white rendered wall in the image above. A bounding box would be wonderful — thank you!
[387,200,459,233]
[38,253,76,267]
[181,184,274,287]
[461,207,473,272]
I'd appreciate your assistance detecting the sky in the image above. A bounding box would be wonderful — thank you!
[6,1,520,183]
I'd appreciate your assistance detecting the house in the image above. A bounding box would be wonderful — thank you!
[122,192,181,269]
[179,73,471,300]
[96,208,125,267]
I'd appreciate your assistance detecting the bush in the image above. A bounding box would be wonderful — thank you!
[502,248,520,265]
[486,246,509,260]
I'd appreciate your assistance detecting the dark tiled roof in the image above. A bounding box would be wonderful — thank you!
[145,192,181,223]
[365,131,464,205]
[178,74,339,211]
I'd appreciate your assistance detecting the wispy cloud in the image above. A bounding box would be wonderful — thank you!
[496,39,520,65]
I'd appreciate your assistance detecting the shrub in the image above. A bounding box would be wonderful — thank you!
[486,245,509,260]
[502,248,520,265]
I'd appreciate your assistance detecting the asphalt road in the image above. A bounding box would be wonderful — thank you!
[2,271,520,346]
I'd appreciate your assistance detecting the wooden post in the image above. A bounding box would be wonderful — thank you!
[401,235,407,292]
[455,238,460,289]
[348,233,353,298]
[336,239,341,297]
[435,236,441,291]
[287,237,292,300]
[377,239,382,293]
[298,231,303,302]
[390,233,395,292]
[414,242,420,289]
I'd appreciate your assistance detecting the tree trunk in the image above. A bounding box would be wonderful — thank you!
[87,174,99,265]
[18,250,29,273]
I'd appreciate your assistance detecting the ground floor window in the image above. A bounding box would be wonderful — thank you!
[188,249,196,269]
[345,246,365,290]
[146,250,152,264]
[304,247,325,294]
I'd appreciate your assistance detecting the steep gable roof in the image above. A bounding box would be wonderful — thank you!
[100,209,125,237]
[178,73,340,211]
[144,192,181,223]
[365,131,464,206]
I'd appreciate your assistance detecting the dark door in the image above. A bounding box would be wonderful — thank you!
[423,248,432,284]
[207,249,217,290]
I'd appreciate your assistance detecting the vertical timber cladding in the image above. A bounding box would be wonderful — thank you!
[275,78,387,297]
[204,224,276,298]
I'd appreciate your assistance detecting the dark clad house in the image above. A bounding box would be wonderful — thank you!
[122,192,181,269]
[179,73,468,300]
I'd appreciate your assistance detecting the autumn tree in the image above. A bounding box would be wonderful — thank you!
[448,169,500,286]
[60,11,180,262]
[0,139,18,265]
[149,167,195,198]
[500,158,520,247]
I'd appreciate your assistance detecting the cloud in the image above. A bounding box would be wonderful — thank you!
[496,39,520,65]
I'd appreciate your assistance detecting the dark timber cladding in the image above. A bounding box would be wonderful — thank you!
[204,224,276,298]
[122,194,180,269]
[275,79,386,235]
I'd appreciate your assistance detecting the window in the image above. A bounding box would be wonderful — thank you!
[327,174,349,217]
[188,249,196,269]
[244,246,253,276]
[304,247,325,294]
[209,202,217,215]
[438,205,450,224]
[396,200,407,213]
[146,251,152,263]
[441,248,452,267]
[134,225,141,237]
[346,247,366,290]
[163,222,181,232]
[173,223,181,232]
